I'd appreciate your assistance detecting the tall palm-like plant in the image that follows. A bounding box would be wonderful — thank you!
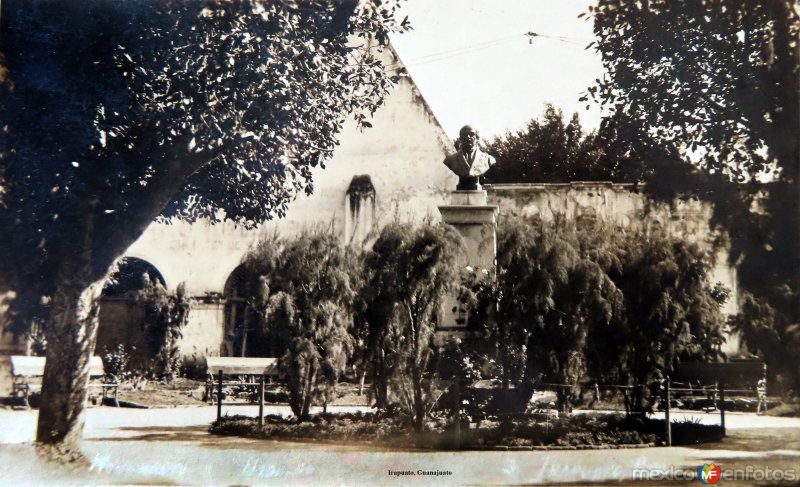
[362,222,463,429]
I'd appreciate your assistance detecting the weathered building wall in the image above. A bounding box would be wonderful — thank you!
[487,182,740,355]
[96,301,148,368]
[110,45,456,359]
[177,303,226,360]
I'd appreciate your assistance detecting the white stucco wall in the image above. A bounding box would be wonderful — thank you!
[125,45,455,297]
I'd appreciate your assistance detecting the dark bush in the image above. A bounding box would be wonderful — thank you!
[27,392,42,409]
[209,415,260,437]
[460,414,664,448]
[179,355,208,381]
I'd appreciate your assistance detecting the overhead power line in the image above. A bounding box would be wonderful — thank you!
[383,35,521,71]
[350,31,594,71]
[393,31,593,70]
[525,31,591,46]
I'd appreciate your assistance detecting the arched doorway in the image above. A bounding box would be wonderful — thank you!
[223,265,286,358]
[97,257,167,367]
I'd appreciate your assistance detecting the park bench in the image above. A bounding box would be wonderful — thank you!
[204,356,280,406]
[10,355,118,409]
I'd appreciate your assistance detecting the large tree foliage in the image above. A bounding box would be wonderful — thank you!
[589,0,799,391]
[595,228,728,413]
[226,234,283,358]
[357,223,408,410]
[483,105,644,184]
[493,215,624,412]
[727,292,800,390]
[0,0,407,445]
[591,0,798,182]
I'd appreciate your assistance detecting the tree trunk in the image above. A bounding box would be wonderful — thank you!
[622,387,631,416]
[631,382,645,415]
[372,349,388,409]
[518,350,539,411]
[412,364,424,431]
[556,387,569,414]
[358,368,366,397]
[452,378,461,450]
[300,364,316,420]
[28,134,220,447]
[499,322,510,413]
[240,307,249,358]
[36,275,104,446]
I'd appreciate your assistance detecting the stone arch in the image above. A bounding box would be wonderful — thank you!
[222,265,248,357]
[216,256,248,297]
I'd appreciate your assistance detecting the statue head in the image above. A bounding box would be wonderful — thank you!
[444,123,496,191]
[458,125,478,153]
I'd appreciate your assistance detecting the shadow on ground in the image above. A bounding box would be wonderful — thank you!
[93,425,210,443]
[696,427,800,452]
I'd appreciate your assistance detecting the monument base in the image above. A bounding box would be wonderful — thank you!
[448,190,488,206]
[437,190,499,332]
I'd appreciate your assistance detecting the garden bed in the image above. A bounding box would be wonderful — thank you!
[209,412,724,450]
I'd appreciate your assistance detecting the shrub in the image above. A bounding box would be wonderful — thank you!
[102,344,131,382]
[209,415,259,437]
[361,222,463,430]
[240,229,358,420]
[467,214,727,416]
[209,411,730,449]
[179,352,208,381]
[133,278,191,382]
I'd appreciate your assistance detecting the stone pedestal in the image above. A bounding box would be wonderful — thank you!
[437,190,499,340]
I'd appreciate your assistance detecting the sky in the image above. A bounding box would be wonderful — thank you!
[388,0,605,140]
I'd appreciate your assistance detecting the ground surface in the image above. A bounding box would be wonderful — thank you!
[0,405,798,486]
[115,378,207,407]
[112,379,369,408]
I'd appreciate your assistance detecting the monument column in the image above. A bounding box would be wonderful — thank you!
[437,124,500,340]
[438,189,498,337]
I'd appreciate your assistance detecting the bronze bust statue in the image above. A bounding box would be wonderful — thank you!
[442,124,496,190]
